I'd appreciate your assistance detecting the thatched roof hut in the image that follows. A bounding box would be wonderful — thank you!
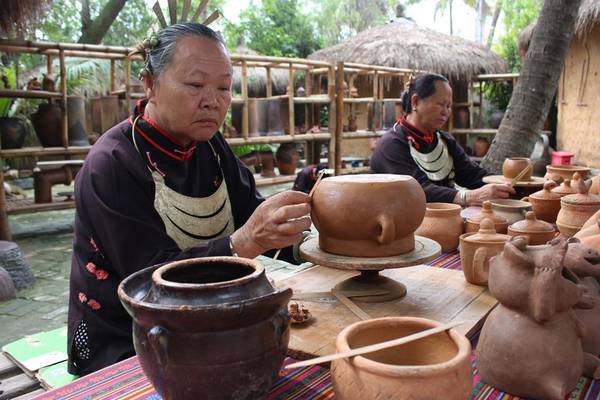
[308,19,506,81]
[232,46,288,97]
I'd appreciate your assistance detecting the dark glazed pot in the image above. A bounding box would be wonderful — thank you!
[118,257,292,400]
[31,102,63,147]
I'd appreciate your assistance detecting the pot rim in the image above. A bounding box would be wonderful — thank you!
[490,199,532,209]
[425,202,462,214]
[459,231,509,244]
[335,317,471,376]
[546,164,590,171]
[152,256,263,291]
[507,226,556,235]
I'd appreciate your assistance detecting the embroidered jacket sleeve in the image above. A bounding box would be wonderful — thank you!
[439,132,488,190]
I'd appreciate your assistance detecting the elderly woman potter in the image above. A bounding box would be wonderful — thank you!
[67,23,310,375]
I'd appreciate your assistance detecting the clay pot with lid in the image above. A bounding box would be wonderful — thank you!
[507,211,558,245]
[312,174,426,257]
[551,177,579,197]
[330,317,472,400]
[465,201,508,234]
[459,218,510,286]
[556,179,600,237]
[521,181,562,223]
[502,157,532,181]
[415,203,464,252]
[545,164,591,182]
[118,257,292,400]
[490,198,532,225]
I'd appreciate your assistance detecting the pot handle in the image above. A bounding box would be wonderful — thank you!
[521,196,530,202]
[472,247,489,284]
[376,214,395,245]
[147,325,169,367]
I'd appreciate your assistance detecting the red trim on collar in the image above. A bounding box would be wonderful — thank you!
[141,114,197,151]
[128,117,195,161]
[400,117,434,144]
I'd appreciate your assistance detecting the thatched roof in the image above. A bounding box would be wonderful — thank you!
[231,46,288,97]
[308,19,506,81]
[575,0,600,36]
[521,0,600,47]
[0,0,51,36]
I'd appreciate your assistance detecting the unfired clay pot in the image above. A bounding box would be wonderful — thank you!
[502,157,532,181]
[545,164,591,182]
[477,238,599,399]
[489,199,532,225]
[118,257,292,400]
[551,178,578,197]
[591,175,600,195]
[331,317,472,400]
[459,218,510,286]
[312,174,426,257]
[556,179,600,237]
[521,181,562,223]
[465,201,508,234]
[507,211,558,245]
[415,203,463,252]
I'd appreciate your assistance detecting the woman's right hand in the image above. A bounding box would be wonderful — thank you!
[466,183,515,205]
[230,191,311,259]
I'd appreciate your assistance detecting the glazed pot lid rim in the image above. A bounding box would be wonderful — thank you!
[336,317,471,376]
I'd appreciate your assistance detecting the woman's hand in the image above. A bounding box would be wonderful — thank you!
[466,183,515,205]
[230,191,311,259]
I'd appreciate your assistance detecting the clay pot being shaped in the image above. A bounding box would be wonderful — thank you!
[545,164,591,182]
[459,218,510,286]
[118,257,292,400]
[502,157,532,181]
[312,174,426,257]
[477,238,593,399]
[556,179,600,237]
[465,201,509,234]
[507,211,558,245]
[331,317,472,400]
[521,181,562,223]
[31,102,63,147]
[489,198,532,225]
[415,203,463,252]
[551,178,578,197]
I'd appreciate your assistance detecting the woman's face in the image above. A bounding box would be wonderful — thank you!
[144,36,232,144]
[411,80,453,132]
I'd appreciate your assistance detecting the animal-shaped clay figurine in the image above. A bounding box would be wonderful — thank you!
[477,237,600,400]
[563,238,600,357]
[42,73,55,92]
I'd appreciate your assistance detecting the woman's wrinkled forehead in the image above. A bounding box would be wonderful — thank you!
[171,36,232,69]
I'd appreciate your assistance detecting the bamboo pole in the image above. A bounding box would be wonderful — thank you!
[327,66,336,169]
[0,170,11,240]
[335,62,344,176]
[288,63,295,136]
[46,54,53,76]
[227,133,330,146]
[125,57,131,112]
[59,50,68,148]
[241,61,249,140]
[110,59,116,93]
[266,67,272,98]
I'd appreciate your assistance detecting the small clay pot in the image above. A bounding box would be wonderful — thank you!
[459,219,510,286]
[331,317,472,400]
[551,177,579,197]
[118,257,292,400]
[489,198,532,225]
[507,211,558,245]
[259,151,276,178]
[545,164,591,182]
[415,203,463,252]
[521,181,562,223]
[312,174,426,257]
[502,157,532,181]
[556,179,600,237]
[465,201,509,234]
[591,175,600,195]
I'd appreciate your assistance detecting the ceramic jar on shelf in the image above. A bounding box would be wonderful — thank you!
[507,211,558,245]
[465,201,508,234]
[415,203,464,252]
[521,181,562,223]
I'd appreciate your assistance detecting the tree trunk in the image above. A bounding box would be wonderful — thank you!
[81,0,91,31]
[486,0,502,47]
[480,0,582,174]
[78,0,127,44]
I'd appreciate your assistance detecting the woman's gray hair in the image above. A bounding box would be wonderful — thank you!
[132,22,227,80]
